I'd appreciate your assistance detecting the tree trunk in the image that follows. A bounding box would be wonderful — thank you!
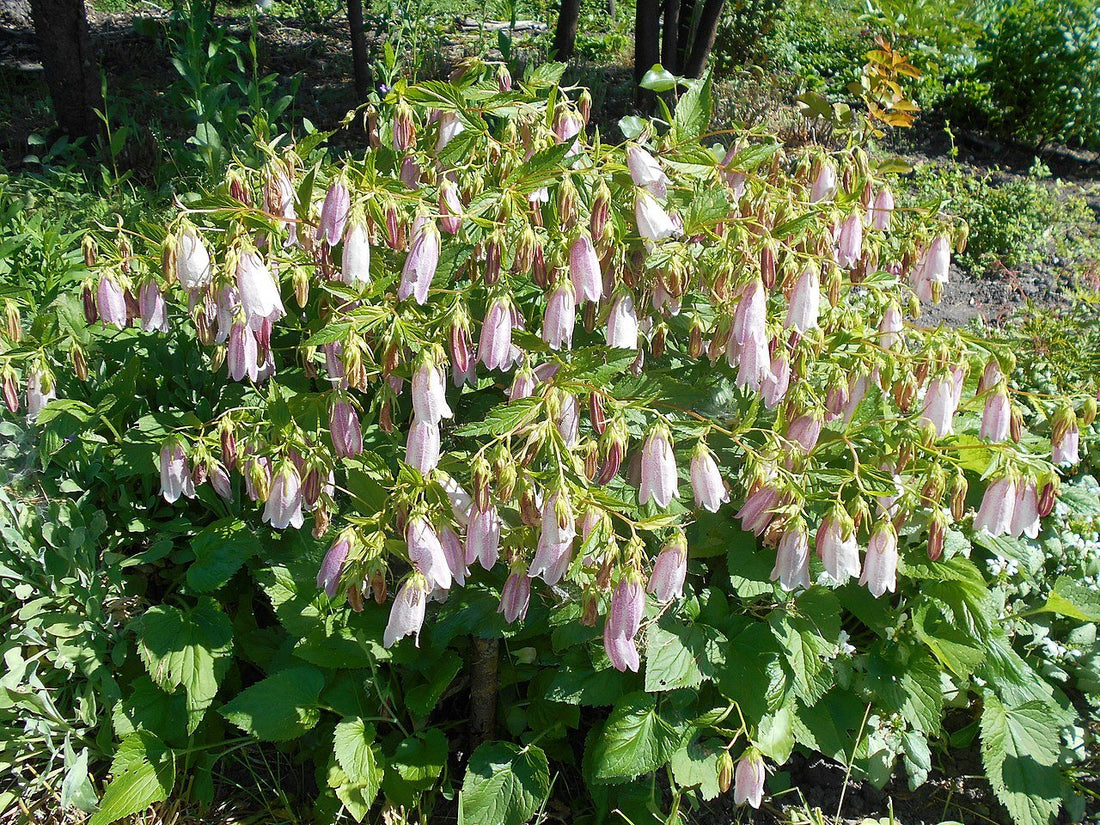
[347,0,370,102]
[468,637,499,748]
[552,0,581,60]
[675,0,695,69]
[28,0,103,141]
[681,0,724,77]
[661,0,680,73]
[633,0,660,108]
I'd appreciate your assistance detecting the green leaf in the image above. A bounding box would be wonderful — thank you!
[392,728,449,788]
[768,589,841,704]
[135,598,233,732]
[619,116,647,140]
[586,692,688,783]
[545,657,627,706]
[644,614,727,692]
[912,599,986,678]
[459,742,550,825]
[89,733,174,825]
[186,518,261,592]
[1036,577,1100,622]
[980,695,1067,825]
[332,717,383,821]
[673,71,712,143]
[220,666,324,741]
[454,397,540,437]
[669,736,721,801]
[404,650,463,717]
[866,646,944,734]
[756,703,796,763]
[639,65,678,93]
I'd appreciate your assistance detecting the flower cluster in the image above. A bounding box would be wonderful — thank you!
[69,63,1091,687]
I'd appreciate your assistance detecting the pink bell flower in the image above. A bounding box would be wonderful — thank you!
[816,514,861,584]
[176,228,212,291]
[626,144,669,198]
[569,233,602,303]
[878,302,903,349]
[26,369,56,419]
[398,218,441,305]
[785,413,823,453]
[785,265,820,333]
[97,274,128,329]
[412,360,453,424]
[318,528,353,597]
[529,491,576,585]
[479,297,515,371]
[836,213,863,269]
[236,250,284,327]
[1053,424,1080,465]
[499,566,531,623]
[228,320,259,383]
[435,110,465,153]
[160,439,196,503]
[383,574,429,648]
[341,221,371,285]
[440,525,467,587]
[733,752,765,808]
[981,389,1011,442]
[329,398,363,458]
[647,535,687,602]
[810,160,837,203]
[439,180,463,234]
[771,525,811,591]
[542,280,576,350]
[318,179,350,245]
[603,574,645,673]
[465,502,501,570]
[406,416,440,474]
[736,482,781,536]
[869,187,894,231]
[606,291,640,351]
[263,464,304,530]
[139,281,168,333]
[407,517,452,591]
[635,189,678,241]
[639,425,679,508]
[860,522,898,597]
[975,475,1017,536]
[690,445,729,513]
[762,352,790,409]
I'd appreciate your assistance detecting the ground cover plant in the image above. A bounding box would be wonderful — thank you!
[1,47,1099,825]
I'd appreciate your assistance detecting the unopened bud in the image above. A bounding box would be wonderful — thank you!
[4,303,21,343]
[82,236,98,267]
[1038,476,1058,518]
[928,509,948,561]
[293,268,309,307]
[71,344,89,382]
[1081,397,1097,429]
[717,751,735,794]
[949,472,968,522]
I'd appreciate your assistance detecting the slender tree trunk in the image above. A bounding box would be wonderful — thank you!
[675,0,695,69]
[27,0,103,141]
[552,0,581,60]
[661,0,680,73]
[468,637,498,748]
[606,0,614,17]
[681,0,724,77]
[634,0,660,108]
[347,0,370,102]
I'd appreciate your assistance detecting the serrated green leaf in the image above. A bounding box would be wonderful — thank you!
[187,518,261,592]
[332,717,382,821]
[454,397,540,437]
[757,703,796,762]
[1036,577,1100,622]
[220,666,324,741]
[459,742,550,825]
[587,692,688,783]
[669,737,721,801]
[980,695,1066,825]
[135,598,233,732]
[89,733,174,825]
[644,615,726,692]
[672,71,712,143]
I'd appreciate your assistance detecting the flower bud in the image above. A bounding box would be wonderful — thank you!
[717,752,735,795]
[392,101,416,151]
[2,367,18,413]
[928,508,949,561]
[319,530,356,596]
[70,343,89,382]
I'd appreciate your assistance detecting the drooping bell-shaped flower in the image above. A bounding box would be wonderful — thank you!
[817,511,861,584]
[542,280,576,350]
[736,483,780,536]
[869,187,894,231]
[836,213,863,269]
[176,228,213,291]
[479,297,514,371]
[555,110,583,154]
[509,366,537,400]
[975,475,1017,536]
[318,528,354,597]
[810,159,837,203]
[97,274,128,329]
[263,463,304,530]
[735,332,773,393]
[554,391,580,446]
[1053,423,1080,466]
[732,278,767,346]
[466,502,501,570]
[383,574,429,648]
[139,281,168,333]
[842,373,869,424]
[26,368,56,419]
[407,517,452,591]
[399,218,441,305]
[733,752,765,809]
[236,250,284,327]
[626,144,669,198]
[771,524,811,591]
[913,235,951,302]
[529,490,576,585]
[435,110,465,153]
[412,359,453,424]
[2,368,18,414]
[979,359,1003,394]
[606,291,640,351]
[318,179,350,245]
[439,525,467,587]
[639,425,679,508]
[499,566,531,623]
[406,416,441,474]
[634,189,678,241]
[266,168,299,247]
[981,388,1011,442]
[210,463,233,501]
[647,534,687,602]
[920,372,961,437]
[160,439,196,503]
[341,221,371,284]
[690,444,728,513]
[879,302,903,349]
[860,522,898,597]
[392,102,416,152]
[228,320,259,383]
[439,179,463,235]
[762,351,790,409]
[569,233,602,303]
[785,264,820,333]
[1010,478,1040,539]
[400,155,421,190]
[785,412,823,454]
[330,398,363,458]
[604,574,645,673]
